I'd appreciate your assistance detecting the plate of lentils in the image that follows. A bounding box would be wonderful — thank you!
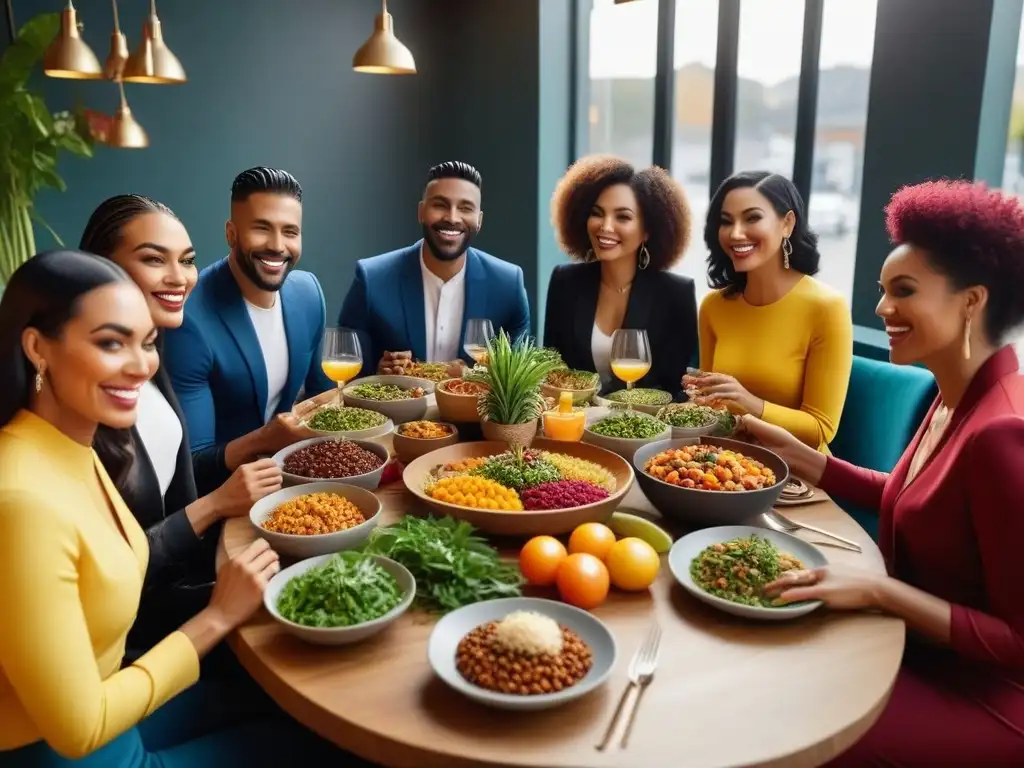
[274,437,389,489]
[303,405,393,439]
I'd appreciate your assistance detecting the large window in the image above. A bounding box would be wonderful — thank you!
[587,0,659,168]
[808,0,878,307]
[1003,8,1024,363]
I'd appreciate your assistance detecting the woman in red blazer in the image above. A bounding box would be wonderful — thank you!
[744,179,1024,765]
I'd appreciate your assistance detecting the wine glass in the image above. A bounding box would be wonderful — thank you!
[321,327,363,404]
[610,329,652,408]
[463,318,495,364]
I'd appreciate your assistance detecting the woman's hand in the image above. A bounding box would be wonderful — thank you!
[206,538,280,630]
[764,565,887,611]
[211,458,283,518]
[688,373,764,416]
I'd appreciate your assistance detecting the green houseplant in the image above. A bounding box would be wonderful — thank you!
[466,331,560,446]
[1,13,94,285]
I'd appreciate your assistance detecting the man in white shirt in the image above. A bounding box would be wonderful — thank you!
[339,161,531,374]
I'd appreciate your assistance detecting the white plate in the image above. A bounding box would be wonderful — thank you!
[427,597,617,711]
[668,525,827,621]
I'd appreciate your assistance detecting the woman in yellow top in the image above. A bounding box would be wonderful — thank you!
[0,251,341,765]
[690,171,853,452]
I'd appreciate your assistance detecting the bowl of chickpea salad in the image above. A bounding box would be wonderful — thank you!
[249,481,383,558]
[392,420,460,464]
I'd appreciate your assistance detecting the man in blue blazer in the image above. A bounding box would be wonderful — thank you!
[338,161,531,374]
[163,167,333,493]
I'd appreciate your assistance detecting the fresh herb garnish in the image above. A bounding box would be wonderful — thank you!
[276,551,402,627]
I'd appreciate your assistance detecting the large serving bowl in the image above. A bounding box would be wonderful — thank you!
[582,412,672,462]
[273,436,389,488]
[668,525,826,620]
[427,597,617,711]
[391,421,459,464]
[402,438,634,536]
[434,378,488,423]
[299,403,395,440]
[264,553,415,645]
[342,377,430,424]
[633,436,790,528]
[249,481,383,558]
[344,373,437,394]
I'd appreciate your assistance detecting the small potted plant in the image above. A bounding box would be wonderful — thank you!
[466,331,558,447]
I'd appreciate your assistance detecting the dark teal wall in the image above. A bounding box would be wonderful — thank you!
[10,0,573,329]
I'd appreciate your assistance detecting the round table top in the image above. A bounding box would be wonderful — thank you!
[221,404,905,768]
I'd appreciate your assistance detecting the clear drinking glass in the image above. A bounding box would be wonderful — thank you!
[463,318,495,363]
[610,329,652,408]
[321,327,363,403]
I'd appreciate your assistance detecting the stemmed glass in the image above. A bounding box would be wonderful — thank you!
[321,327,363,404]
[610,329,652,408]
[463,318,495,364]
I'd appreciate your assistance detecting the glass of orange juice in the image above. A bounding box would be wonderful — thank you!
[463,318,495,364]
[610,329,651,407]
[321,327,363,403]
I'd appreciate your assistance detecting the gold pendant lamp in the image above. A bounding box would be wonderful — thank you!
[122,0,186,84]
[43,1,103,79]
[352,0,416,75]
[103,0,129,80]
[104,79,149,148]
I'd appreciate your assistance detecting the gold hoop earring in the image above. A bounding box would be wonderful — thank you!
[782,237,793,270]
[963,316,972,360]
[638,243,651,270]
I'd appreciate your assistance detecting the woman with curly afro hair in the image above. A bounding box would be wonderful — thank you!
[543,155,697,398]
[687,171,853,452]
[742,180,1024,765]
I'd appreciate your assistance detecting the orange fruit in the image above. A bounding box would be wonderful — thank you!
[568,522,617,561]
[605,537,660,591]
[555,552,610,610]
[518,536,567,586]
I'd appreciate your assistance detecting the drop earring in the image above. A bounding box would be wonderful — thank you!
[962,316,972,360]
[638,243,651,270]
[782,237,793,270]
[34,366,44,393]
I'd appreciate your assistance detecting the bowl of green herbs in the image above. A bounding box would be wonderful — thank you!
[541,368,600,405]
[583,411,672,461]
[264,550,416,645]
[656,403,720,439]
[302,405,394,440]
[594,388,672,415]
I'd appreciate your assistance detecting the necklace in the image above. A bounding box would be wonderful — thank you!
[601,280,633,294]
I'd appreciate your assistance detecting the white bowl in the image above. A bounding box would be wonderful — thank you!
[249,481,382,558]
[427,597,617,711]
[342,378,430,424]
[264,553,415,645]
[668,525,827,621]
[593,389,672,416]
[344,373,436,394]
[301,404,394,440]
[582,412,672,462]
[273,437,389,488]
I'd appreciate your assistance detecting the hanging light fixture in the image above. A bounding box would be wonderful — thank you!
[104,80,149,148]
[352,0,416,75]
[103,0,129,81]
[43,1,103,79]
[122,0,186,84]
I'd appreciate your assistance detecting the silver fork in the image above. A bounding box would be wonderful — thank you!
[763,509,862,552]
[596,622,662,751]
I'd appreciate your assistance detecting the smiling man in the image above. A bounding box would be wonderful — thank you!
[162,167,332,493]
[339,161,530,373]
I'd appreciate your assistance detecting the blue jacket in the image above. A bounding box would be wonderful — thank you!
[163,257,333,492]
[338,240,531,367]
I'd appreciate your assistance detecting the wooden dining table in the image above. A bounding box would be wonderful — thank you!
[219,399,905,768]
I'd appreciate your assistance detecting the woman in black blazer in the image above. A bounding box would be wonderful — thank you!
[80,195,284,654]
[544,155,698,400]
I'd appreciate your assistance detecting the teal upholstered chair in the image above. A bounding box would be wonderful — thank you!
[828,356,937,539]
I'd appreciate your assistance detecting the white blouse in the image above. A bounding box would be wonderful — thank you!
[591,323,614,391]
[135,381,183,497]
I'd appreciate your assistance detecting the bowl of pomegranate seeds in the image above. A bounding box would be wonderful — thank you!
[402,439,634,536]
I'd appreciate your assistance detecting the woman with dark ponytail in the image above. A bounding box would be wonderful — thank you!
[81,195,284,655]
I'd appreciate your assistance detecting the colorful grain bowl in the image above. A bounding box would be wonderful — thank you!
[392,420,459,463]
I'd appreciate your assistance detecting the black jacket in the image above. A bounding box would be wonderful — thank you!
[543,261,698,401]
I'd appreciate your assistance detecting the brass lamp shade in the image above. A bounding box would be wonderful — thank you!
[123,11,186,83]
[43,4,103,79]
[105,81,149,148]
[352,3,416,75]
[104,30,129,81]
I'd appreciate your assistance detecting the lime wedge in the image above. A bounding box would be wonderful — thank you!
[607,511,673,553]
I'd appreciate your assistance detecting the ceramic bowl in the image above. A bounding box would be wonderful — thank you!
[300,404,394,440]
[273,437,389,488]
[582,412,672,462]
[434,378,488,423]
[655,404,721,440]
[264,553,415,645]
[249,481,382,559]
[633,436,789,528]
[427,597,617,710]
[342,379,430,424]
[391,421,459,464]
[668,525,826,620]
[593,388,672,416]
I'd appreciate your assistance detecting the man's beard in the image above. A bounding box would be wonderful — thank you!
[422,222,477,262]
[234,245,294,291]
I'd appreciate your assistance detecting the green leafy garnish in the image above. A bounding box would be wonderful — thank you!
[470,446,560,490]
[276,551,403,627]
[361,515,523,613]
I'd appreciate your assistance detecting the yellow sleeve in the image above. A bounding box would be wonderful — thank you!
[698,293,716,372]
[0,490,200,759]
[760,292,853,449]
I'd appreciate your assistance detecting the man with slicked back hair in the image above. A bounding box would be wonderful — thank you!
[163,167,333,494]
[339,160,531,375]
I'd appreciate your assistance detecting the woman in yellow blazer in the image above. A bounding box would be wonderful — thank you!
[0,251,342,765]
[689,171,853,452]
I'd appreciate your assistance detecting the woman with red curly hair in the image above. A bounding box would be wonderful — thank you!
[543,155,697,398]
[744,180,1024,764]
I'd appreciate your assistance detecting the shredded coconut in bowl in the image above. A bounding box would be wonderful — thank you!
[490,610,564,657]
